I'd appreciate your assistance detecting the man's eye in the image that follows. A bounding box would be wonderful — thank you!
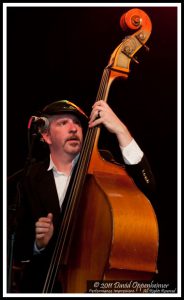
[57,120,67,126]
[74,120,81,126]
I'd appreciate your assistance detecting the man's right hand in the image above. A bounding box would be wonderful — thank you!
[35,213,54,249]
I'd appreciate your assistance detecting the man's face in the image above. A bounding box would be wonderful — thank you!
[42,114,83,157]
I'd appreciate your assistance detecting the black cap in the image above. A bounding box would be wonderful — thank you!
[42,100,88,125]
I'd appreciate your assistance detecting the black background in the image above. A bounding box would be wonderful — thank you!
[6,5,179,291]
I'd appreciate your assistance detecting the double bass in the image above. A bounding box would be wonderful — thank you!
[43,8,159,293]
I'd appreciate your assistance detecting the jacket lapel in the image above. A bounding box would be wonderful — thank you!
[35,161,61,224]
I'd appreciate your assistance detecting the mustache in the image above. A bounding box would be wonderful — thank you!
[65,135,81,143]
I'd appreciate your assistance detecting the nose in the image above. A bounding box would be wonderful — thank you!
[68,120,78,133]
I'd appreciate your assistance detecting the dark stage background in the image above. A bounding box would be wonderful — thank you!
[6,6,178,291]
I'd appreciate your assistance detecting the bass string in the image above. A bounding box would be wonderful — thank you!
[56,67,111,247]
[43,68,111,292]
[42,130,98,292]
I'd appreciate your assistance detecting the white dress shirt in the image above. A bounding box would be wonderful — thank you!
[47,154,79,207]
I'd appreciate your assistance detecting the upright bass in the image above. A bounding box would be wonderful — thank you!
[43,8,159,293]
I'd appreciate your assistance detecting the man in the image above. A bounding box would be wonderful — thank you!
[12,99,156,292]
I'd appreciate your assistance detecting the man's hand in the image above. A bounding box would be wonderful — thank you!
[35,213,54,249]
[89,100,133,147]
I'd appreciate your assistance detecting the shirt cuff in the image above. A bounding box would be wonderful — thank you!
[120,139,143,165]
[33,241,45,255]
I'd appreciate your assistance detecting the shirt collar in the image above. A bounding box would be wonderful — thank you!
[47,153,80,174]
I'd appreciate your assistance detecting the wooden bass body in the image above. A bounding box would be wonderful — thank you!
[64,150,159,293]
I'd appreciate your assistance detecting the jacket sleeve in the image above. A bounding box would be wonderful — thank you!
[13,180,36,263]
[124,154,157,207]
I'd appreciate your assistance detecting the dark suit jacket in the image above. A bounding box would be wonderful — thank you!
[14,158,61,262]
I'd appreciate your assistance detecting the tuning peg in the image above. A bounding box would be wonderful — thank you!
[131,56,139,64]
[121,46,139,64]
[143,44,150,52]
[135,32,150,52]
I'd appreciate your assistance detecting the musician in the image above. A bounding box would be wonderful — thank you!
[12,99,156,292]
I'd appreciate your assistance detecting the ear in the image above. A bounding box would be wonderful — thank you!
[41,131,52,145]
